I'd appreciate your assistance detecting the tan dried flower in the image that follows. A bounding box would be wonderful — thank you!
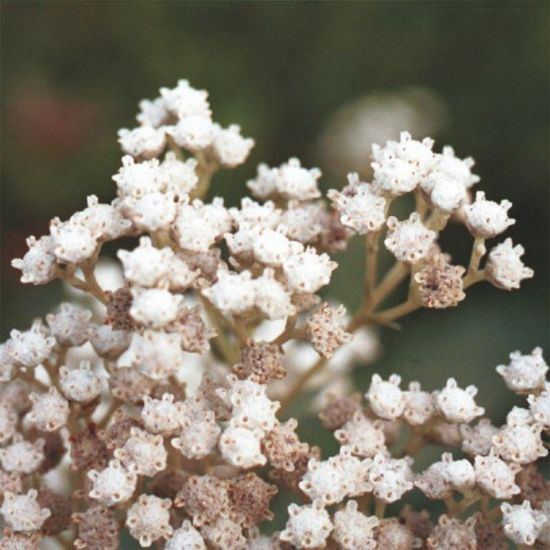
[306,303,352,358]
[105,286,134,330]
[228,473,278,527]
[318,392,363,431]
[233,340,285,385]
[167,304,215,353]
[37,488,72,536]
[473,513,507,550]
[515,462,550,509]
[69,423,109,471]
[175,475,231,527]
[73,505,119,550]
[414,254,465,308]
[262,418,309,472]
[101,410,144,452]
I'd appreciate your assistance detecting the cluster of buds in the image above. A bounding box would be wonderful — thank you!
[2,79,542,548]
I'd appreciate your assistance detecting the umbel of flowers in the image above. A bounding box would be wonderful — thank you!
[1,79,545,549]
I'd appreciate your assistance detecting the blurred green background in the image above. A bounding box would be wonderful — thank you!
[1,2,548,444]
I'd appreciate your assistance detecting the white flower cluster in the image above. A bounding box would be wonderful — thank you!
[325,131,533,291]
[2,79,542,549]
[277,350,549,549]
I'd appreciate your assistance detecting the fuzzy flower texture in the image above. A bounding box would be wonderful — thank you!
[3,79,544,549]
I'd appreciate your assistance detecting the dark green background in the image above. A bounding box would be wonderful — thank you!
[1,3,548,522]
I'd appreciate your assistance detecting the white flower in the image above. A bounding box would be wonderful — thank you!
[474,452,521,499]
[118,126,166,159]
[212,123,254,168]
[328,173,387,234]
[50,218,97,264]
[0,489,51,532]
[275,158,322,200]
[501,501,547,546]
[366,453,414,503]
[137,96,169,127]
[402,381,435,426]
[168,114,215,151]
[118,330,185,380]
[28,387,70,431]
[435,378,484,423]
[165,520,206,550]
[70,195,131,241]
[0,435,44,474]
[463,191,515,238]
[11,235,58,285]
[173,198,228,253]
[247,163,278,199]
[372,151,419,196]
[8,319,55,368]
[496,347,548,393]
[486,238,534,290]
[491,422,547,464]
[506,406,533,426]
[429,175,468,213]
[460,418,499,456]
[335,411,386,458]
[59,361,105,402]
[281,201,324,244]
[114,427,167,477]
[126,494,173,548]
[252,225,292,266]
[421,145,479,194]
[160,79,211,119]
[117,237,172,287]
[230,197,281,229]
[159,152,199,196]
[282,245,337,293]
[166,255,200,291]
[202,268,257,316]
[225,223,259,260]
[373,132,436,176]
[528,386,550,428]
[299,448,369,505]
[365,374,405,420]
[130,288,183,328]
[121,191,177,231]
[141,393,181,434]
[112,155,162,198]
[225,376,280,433]
[172,407,220,460]
[88,459,137,506]
[88,324,131,360]
[332,500,378,550]
[219,426,266,468]
[442,453,475,492]
[415,459,453,499]
[46,302,92,347]
[384,213,437,264]
[280,502,333,549]
[253,269,296,320]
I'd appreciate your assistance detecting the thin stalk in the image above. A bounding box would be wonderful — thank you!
[374,499,386,518]
[364,232,381,305]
